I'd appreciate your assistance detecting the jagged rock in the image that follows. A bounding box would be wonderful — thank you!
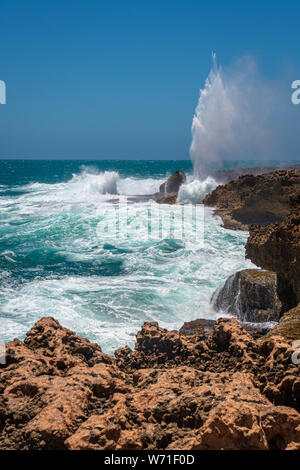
[156,171,186,204]
[246,200,300,312]
[159,171,186,195]
[0,318,128,450]
[211,269,282,323]
[1,317,300,450]
[203,169,300,230]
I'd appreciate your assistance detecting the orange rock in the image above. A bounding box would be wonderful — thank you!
[1,316,299,450]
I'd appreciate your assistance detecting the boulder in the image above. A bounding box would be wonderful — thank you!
[159,170,186,195]
[211,269,282,323]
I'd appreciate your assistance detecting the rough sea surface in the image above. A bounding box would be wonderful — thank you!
[0,160,257,353]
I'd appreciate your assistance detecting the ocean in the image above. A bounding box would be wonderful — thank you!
[0,159,256,353]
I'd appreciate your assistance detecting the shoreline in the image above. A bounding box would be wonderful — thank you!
[1,162,300,450]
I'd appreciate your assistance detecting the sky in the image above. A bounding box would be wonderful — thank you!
[0,0,299,160]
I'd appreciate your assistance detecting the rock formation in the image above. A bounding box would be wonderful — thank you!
[246,198,300,309]
[203,169,300,230]
[211,269,282,323]
[246,195,300,339]
[159,170,186,195]
[267,304,300,341]
[1,317,300,450]
[156,171,186,204]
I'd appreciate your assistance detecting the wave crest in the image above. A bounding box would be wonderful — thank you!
[70,168,119,195]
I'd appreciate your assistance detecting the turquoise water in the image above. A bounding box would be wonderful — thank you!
[0,160,255,353]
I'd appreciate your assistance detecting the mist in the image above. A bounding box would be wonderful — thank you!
[190,54,299,178]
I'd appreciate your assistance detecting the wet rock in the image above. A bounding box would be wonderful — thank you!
[211,269,282,322]
[156,194,177,205]
[159,171,186,195]
[157,171,186,204]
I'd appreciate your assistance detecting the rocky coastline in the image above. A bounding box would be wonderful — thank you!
[1,164,300,451]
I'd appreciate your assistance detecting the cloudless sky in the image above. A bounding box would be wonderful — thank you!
[0,0,299,159]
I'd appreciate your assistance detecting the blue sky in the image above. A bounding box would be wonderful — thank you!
[0,0,299,159]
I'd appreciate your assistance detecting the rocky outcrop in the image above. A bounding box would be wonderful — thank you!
[267,304,300,341]
[246,197,300,312]
[203,170,300,230]
[159,171,186,195]
[156,171,186,204]
[211,269,282,323]
[212,163,300,185]
[1,317,300,450]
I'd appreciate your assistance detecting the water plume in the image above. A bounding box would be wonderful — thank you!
[190,53,298,179]
[190,53,236,178]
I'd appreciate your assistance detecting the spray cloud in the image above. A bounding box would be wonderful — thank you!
[190,53,299,178]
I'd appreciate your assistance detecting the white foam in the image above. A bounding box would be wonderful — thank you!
[70,169,119,196]
[117,177,164,195]
[0,205,255,353]
[177,176,218,204]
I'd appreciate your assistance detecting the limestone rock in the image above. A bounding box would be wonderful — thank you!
[203,169,300,230]
[1,316,299,450]
[267,304,300,341]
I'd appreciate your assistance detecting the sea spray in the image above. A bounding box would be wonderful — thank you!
[177,176,218,204]
[189,53,299,177]
[190,53,236,179]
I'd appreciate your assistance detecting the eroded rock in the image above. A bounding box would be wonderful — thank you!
[211,269,282,323]
[204,169,300,230]
[246,200,300,312]
[1,317,299,450]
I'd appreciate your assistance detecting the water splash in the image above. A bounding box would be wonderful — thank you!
[190,53,236,178]
[177,176,218,204]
